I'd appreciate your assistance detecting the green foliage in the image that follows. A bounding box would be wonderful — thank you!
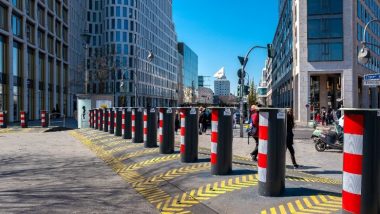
[247,81,257,107]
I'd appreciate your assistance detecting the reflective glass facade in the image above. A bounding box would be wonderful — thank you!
[178,43,198,90]
[307,0,343,62]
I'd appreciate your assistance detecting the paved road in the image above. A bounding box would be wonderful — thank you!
[0,128,343,213]
[0,131,157,213]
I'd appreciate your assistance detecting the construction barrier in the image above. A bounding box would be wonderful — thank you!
[180,107,199,163]
[342,109,380,214]
[0,111,7,128]
[103,108,109,132]
[98,109,103,131]
[20,111,28,128]
[210,107,233,175]
[41,110,49,128]
[132,108,144,143]
[258,108,287,197]
[114,108,122,137]
[108,108,115,134]
[122,108,132,139]
[144,108,158,148]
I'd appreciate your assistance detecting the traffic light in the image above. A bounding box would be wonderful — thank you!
[237,69,246,79]
[238,56,248,66]
[238,78,243,85]
[244,85,249,95]
[267,44,275,58]
[237,86,241,97]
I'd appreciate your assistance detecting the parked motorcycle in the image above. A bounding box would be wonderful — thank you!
[311,122,343,152]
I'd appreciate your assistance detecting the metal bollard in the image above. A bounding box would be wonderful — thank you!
[94,109,98,129]
[122,108,132,139]
[159,107,175,154]
[132,108,144,143]
[98,109,103,131]
[258,108,287,197]
[108,108,115,134]
[180,107,199,163]
[20,111,28,128]
[89,110,94,128]
[210,107,233,175]
[114,108,122,137]
[103,108,109,132]
[144,108,158,148]
[0,111,7,128]
[341,109,380,214]
[41,110,49,128]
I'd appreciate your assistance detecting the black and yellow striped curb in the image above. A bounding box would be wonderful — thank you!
[0,127,45,133]
[156,174,259,213]
[261,195,341,214]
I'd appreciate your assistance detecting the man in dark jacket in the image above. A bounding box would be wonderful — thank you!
[287,108,299,168]
[250,105,259,161]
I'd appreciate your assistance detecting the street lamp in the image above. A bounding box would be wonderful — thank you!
[237,45,272,138]
[358,19,380,64]
[80,31,91,94]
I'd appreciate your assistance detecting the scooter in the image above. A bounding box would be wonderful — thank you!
[311,122,343,152]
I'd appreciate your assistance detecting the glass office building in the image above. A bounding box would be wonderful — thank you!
[265,0,380,124]
[0,0,71,122]
[86,0,178,107]
[178,42,198,104]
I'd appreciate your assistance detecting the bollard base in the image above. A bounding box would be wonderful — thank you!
[159,148,174,154]
[258,181,285,197]
[211,165,232,176]
[132,138,143,144]
[181,155,198,163]
[144,143,158,148]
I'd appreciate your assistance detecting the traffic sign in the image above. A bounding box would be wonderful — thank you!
[364,74,380,87]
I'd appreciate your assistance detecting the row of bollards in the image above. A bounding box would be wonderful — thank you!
[88,107,380,211]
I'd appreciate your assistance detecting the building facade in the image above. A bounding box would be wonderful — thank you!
[267,0,380,124]
[86,0,178,108]
[0,0,71,122]
[214,78,230,96]
[178,42,198,104]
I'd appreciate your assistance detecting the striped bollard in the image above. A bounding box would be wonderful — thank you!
[109,108,115,134]
[114,108,122,137]
[132,108,144,143]
[20,111,28,128]
[258,108,287,197]
[159,108,164,144]
[94,109,98,129]
[180,108,199,163]
[41,110,48,128]
[89,110,93,128]
[103,108,108,132]
[159,107,175,154]
[144,108,157,148]
[122,108,132,139]
[342,109,380,214]
[210,108,233,175]
[0,111,6,128]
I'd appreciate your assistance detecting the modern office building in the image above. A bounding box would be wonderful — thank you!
[86,0,178,108]
[267,0,380,124]
[214,77,230,96]
[0,0,71,122]
[178,42,198,104]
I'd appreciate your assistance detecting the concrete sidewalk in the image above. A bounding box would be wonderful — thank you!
[0,132,157,213]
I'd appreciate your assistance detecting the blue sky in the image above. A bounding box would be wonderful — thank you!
[173,1,279,94]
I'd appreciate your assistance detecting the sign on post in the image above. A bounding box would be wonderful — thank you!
[363,74,380,87]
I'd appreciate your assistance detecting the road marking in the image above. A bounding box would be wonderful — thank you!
[261,195,341,214]
[156,174,258,213]
[285,175,341,185]
[117,154,180,171]
[117,148,159,161]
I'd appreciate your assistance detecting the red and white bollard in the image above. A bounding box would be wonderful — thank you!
[121,109,126,136]
[41,110,48,128]
[143,109,148,143]
[97,110,101,130]
[0,111,6,128]
[180,111,186,154]
[131,109,135,139]
[159,109,164,144]
[20,111,27,128]
[258,112,269,184]
[103,109,106,130]
[89,110,93,128]
[108,109,111,131]
[210,110,218,167]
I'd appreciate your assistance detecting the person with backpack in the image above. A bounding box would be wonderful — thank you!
[249,105,259,161]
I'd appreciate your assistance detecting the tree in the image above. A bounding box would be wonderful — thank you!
[247,81,257,107]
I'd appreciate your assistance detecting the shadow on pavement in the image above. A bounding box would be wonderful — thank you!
[282,187,341,198]
[302,170,342,175]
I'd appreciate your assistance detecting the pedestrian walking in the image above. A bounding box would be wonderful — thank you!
[287,108,299,169]
[249,105,259,162]
[321,107,327,126]
[175,110,180,134]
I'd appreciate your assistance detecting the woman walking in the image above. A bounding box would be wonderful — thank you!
[249,105,259,162]
[287,108,299,169]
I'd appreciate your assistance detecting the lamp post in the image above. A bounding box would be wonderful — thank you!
[358,19,380,64]
[80,31,91,94]
[238,45,270,138]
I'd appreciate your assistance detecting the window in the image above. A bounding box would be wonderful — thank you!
[26,23,35,44]
[0,4,7,30]
[38,30,45,49]
[308,0,343,15]
[12,14,22,37]
[308,42,343,61]
[37,6,44,26]
[26,0,35,18]
[12,0,22,10]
